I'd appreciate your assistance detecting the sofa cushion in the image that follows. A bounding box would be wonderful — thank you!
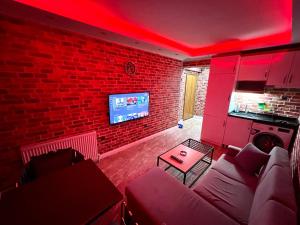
[250,166,297,218]
[259,146,290,182]
[125,167,240,225]
[193,169,254,225]
[235,143,270,175]
[249,200,296,225]
[211,154,258,189]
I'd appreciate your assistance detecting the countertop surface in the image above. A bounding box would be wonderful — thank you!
[228,111,299,129]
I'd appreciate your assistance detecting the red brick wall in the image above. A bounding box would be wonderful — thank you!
[194,68,209,116]
[178,70,187,119]
[0,15,182,189]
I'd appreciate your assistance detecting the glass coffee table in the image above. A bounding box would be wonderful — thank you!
[157,139,214,187]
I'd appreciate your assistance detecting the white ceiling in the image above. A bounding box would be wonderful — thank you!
[97,0,291,47]
[0,0,298,60]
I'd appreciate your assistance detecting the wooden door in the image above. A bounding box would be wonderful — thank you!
[288,51,300,88]
[204,73,235,117]
[238,53,273,81]
[223,117,253,148]
[183,74,197,120]
[267,51,295,88]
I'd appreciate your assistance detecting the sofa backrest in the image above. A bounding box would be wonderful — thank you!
[249,146,297,225]
[249,200,296,225]
[258,146,290,182]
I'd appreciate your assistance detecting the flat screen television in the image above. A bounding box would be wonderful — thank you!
[109,92,149,124]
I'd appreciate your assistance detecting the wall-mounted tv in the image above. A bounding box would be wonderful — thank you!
[109,92,149,124]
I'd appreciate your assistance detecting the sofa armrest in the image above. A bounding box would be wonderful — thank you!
[227,145,242,157]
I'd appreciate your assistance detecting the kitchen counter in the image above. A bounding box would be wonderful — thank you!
[228,111,299,129]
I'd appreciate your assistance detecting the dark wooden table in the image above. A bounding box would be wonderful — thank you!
[0,159,123,225]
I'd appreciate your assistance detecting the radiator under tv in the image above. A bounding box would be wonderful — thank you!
[20,131,99,164]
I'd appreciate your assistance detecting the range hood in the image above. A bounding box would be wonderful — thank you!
[235,81,266,92]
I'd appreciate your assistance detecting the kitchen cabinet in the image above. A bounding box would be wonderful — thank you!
[210,55,240,74]
[238,53,273,81]
[201,114,227,146]
[266,50,300,89]
[203,73,236,117]
[223,117,253,148]
[201,55,239,146]
[288,51,300,88]
[266,51,295,88]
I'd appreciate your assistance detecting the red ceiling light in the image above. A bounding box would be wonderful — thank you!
[15,0,293,57]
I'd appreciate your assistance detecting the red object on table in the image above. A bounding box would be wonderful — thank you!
[0,159,123,225]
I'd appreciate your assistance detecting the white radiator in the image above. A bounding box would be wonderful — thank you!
[20,131,99,164]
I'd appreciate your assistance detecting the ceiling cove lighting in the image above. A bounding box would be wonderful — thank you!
[15,0,293,57]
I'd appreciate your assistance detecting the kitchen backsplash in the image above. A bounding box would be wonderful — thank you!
[230,89,300,118]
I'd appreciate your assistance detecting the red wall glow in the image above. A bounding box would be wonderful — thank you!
[15,0,293,56]
[0,15,182,190]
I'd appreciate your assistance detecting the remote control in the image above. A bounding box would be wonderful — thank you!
[170,155,183,163]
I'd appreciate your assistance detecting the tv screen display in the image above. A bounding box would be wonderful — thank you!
[109,92,149,124]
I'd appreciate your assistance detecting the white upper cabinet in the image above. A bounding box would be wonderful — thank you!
[266,50,300,89]
[210,55,240,74]
[266,51,295,88]
[288,51,300,88]
[204,73,236,117]
[238,53,273,81]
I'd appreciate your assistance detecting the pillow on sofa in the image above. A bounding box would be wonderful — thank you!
[235,143,270,175]
[30,148,73,178]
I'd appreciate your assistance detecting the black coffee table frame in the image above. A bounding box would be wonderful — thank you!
[157,139,214,187]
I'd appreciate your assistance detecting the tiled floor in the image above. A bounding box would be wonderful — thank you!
[96,117,226,224]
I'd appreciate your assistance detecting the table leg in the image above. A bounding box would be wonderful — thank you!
[183,173,186,185]
[210,149,214,164]
[157,157,159,166]
[164,165,171,171]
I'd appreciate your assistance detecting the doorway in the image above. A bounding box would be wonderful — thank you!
[178,66,210,136]
[183,74,197,120]
[180,67,209,120]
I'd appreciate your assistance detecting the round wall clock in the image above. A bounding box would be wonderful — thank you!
[124,62,136,75]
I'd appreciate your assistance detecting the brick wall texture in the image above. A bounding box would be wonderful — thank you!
[178,70,187,120]
[233,89,300,118]
[194,68,209,116]
[0,15,182,189]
